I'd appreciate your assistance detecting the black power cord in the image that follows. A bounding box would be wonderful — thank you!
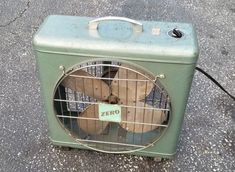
[195,66,235,101]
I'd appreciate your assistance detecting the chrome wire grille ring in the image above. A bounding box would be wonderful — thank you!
[53,60,171,153]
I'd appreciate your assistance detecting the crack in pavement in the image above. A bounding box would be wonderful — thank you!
[0,1,30,28]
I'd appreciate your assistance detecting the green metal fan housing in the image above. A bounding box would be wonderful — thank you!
[33,15,199,158]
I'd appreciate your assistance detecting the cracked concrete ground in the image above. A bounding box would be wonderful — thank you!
[0,0,234,171]
[0,1,30,27]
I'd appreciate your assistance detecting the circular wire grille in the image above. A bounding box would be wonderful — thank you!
[53,60,170,153]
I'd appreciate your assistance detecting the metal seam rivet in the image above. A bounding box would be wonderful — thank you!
[155,74,165,80]
[59,65,65,75]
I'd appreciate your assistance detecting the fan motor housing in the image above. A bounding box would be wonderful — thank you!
[33,15,199,158]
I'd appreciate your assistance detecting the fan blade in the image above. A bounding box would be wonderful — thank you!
[120,102,167,133]
[61,70,110,101]
[78,104,109,135]
[111,65,154,103]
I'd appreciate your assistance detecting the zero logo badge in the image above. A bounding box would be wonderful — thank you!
[98,103,121,122]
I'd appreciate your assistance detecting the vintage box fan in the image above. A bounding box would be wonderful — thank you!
[33,15,199,159]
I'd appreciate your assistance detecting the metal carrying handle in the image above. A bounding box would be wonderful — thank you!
[88,16,143,32]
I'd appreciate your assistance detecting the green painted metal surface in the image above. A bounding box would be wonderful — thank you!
[33,15,199,158]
